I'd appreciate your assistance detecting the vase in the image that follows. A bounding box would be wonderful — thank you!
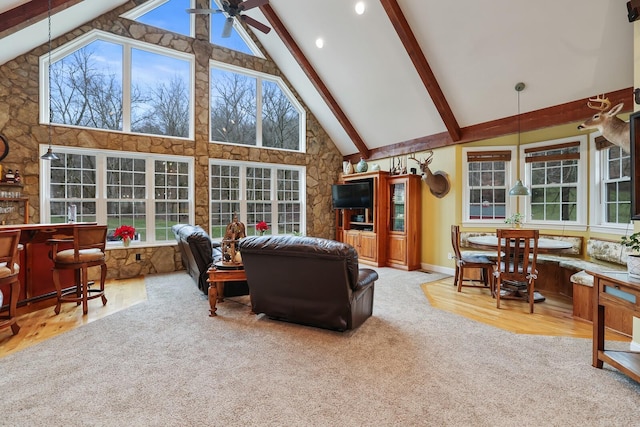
[355,158,368,173]
[122,238,131,247]
[343,161,353,175]
[628,255,640,280]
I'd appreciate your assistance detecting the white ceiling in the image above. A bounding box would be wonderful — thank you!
[0,0,634,157]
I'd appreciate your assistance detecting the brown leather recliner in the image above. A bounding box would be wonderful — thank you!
[238,235,377,331]
[172,224,249,297]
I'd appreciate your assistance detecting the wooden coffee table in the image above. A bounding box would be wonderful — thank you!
[206,262,247,317]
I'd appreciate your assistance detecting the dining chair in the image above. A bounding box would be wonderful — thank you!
[450,225,495,294]
[494,228,539,313]
[0,229,22,335]
[49,224,108,315]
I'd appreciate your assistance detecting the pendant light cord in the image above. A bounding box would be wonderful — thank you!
[48,0,52,145]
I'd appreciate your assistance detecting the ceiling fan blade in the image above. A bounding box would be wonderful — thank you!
[238,0,269,12]
[221,17,234,38]
[186,8,223,14]
[241,15,271,34]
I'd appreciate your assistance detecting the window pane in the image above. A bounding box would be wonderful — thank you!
[154,160,190,240]
[49,153,97,223]
[262,80,300,150]
[135,0,191,36]
[467,160,507,220]
[106,156,147,241]
[210,68,256,145]
[50,40,123,130]
[130,48,191,138]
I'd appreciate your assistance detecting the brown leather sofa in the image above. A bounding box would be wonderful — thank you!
[172,224,249,297]
[238,235,378,331]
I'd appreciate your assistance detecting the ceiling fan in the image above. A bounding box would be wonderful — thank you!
[187,0,271,38]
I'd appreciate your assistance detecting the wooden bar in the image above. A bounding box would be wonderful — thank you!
[0,223,97,310]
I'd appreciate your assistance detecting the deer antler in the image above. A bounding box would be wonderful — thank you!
[587,94,611,112]
[424,150,434,164]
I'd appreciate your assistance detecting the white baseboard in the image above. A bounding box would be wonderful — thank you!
[421,263,455,276]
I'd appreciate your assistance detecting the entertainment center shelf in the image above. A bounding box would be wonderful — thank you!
[334,170,421,270]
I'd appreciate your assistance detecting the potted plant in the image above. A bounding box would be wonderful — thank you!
[504,212,524,228]
[114,225,136,247]
[621,232,640,279]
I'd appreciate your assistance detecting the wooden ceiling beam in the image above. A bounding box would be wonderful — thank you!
[260,4,371,159]
[379,0,462,142]
[344,87,633,163]
[0,0,82,37]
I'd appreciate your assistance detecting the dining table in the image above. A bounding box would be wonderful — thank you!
[466,235,573,253]
[466,234,573,303]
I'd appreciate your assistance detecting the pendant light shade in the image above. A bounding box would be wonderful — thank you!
[41,0,58,161]
[509,179,530,196]
[509,82,530,196]
[41,147,59,161]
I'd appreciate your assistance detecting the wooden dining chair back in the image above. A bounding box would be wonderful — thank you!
[450,225,495,294]
[49,224,108,315]
[494,228,539,313]
[0,229,22,335]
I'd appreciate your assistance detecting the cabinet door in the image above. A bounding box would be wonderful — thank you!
[359,232,377,261]
[387,234,407,265]
[389,181,406,232]
[344,230,359,249]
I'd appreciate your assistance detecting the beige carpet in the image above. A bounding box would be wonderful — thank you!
[0,267,639,426]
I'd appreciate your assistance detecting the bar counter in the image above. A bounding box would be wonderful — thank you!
[0,222,97,308]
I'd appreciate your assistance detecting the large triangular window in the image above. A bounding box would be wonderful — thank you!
[124,0,192,37]
[209,0,264,57]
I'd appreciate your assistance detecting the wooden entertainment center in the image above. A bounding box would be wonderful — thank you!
[334,170,422,270]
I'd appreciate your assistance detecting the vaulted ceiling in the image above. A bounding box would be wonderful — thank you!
[0,0,634,161]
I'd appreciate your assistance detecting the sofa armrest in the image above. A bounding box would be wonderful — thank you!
[355,268,378,292]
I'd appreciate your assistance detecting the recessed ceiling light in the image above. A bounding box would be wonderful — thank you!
[315,38,324,49]
[355,2,366,15]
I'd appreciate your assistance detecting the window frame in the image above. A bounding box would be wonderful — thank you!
[523,135,588,231]
[208,159,306,240]
[589,132,633,234]
[39,145,195,248]
[462,146,517,228]
[209,60,306,153]
[39,29,195,140]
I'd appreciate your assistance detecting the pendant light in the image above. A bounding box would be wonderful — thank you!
[41,0,59,161]
[509,82,529,196]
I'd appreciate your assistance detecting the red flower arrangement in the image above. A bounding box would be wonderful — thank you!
[114,225,136,241]
[256,221,269,235]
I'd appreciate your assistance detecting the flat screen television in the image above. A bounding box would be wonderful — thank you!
[332,182,372,209]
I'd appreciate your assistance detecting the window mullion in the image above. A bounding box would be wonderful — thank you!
[122,43,132,132]
[146,159,155,243]
[96,155,107,225]
[256,76,262,147]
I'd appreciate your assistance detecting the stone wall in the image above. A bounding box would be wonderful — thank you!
[0,1,343,278]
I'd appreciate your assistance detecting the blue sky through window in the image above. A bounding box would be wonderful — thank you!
[136,0,191,37]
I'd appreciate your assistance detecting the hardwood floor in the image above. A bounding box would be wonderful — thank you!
[423,276,630,342]
[0,274,631,359]
[0,276,147,358]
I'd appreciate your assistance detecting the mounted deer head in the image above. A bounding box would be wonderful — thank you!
[409,151,451,198]
[577,94,630,153]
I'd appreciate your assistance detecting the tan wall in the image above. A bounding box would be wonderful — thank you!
[0,3,343,279]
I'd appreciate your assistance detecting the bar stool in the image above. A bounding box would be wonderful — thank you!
[0,229,22,335]
[49,224,108,315]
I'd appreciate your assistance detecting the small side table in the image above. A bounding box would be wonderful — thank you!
[206,262,247,317]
